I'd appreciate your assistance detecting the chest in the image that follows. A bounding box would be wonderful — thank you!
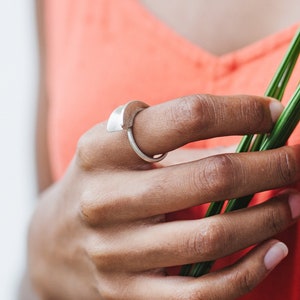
[139,0,300,55]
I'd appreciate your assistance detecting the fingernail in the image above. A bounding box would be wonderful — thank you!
[269,100,284,123]
[264,242,288,271]
[288,192,300,219]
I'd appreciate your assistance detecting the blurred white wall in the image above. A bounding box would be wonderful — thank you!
[0,0,38,299]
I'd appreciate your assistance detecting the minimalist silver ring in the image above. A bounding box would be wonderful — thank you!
[107,101,167,163]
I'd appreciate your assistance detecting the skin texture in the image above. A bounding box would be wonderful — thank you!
[28,94,300,299]
[23,1,300,299]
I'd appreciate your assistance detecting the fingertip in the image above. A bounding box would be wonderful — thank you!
[269,99,284,123]
[277,189,300,220]
[288,192,300,220]
[264,241,288,271]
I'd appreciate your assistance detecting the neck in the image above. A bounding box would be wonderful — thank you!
[139,0,299,55]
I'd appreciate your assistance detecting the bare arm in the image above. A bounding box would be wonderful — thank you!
[18,1,51,298]
[35,0,53,193]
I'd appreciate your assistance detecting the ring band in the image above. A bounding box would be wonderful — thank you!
[107,101,167,163]
[127,127,167,162]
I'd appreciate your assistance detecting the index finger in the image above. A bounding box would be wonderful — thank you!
[77,94,283,168]
[133,94,282,157]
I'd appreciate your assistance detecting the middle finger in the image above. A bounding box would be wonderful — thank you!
[83,145,300,224]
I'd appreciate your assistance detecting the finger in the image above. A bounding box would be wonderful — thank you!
[76,95,283,168]
[80,145,300,224]
[190,240,288,300]
[97,240,287,300]
[133,95,282,157]
[90,192,298,272]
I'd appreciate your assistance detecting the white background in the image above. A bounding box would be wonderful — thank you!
[0,0,38,299]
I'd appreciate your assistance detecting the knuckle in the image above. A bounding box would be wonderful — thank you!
[76,131,96,171]
[263,205,287,235]
[199,154,238,198]
[171,95,217,134]
[95,258,144,299]
[189,94,218,130]
[185,221,227,260]
[79,190,115,226]
[87,238,116,270]
[234,268,260,295]
[79,195,96,225]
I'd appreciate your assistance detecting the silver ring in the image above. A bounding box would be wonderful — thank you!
[107,101,167,163]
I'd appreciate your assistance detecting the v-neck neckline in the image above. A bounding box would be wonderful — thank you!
[131,0,299,68]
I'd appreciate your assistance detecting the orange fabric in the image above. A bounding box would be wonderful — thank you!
[44,0,300,298]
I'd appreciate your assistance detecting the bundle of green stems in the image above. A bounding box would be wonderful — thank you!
[180,28,300,277]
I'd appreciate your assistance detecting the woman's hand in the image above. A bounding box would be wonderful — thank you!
[28,94,300,300]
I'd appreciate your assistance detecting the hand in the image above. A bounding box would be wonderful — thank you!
[28,94,300,300]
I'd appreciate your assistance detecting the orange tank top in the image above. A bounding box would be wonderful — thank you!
[44,1,300,298]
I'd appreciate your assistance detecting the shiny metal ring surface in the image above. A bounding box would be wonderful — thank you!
[107,101,167,163]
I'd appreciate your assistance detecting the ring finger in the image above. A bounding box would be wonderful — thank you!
[90,192,299,272]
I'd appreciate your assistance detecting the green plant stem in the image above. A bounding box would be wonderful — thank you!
[180,29,300,278]
[225,84,300,212]
[190,84,300,278]
[201,29,300,220]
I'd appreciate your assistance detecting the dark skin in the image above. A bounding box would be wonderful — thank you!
[28,92,300,299]
[21,1,300,299]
